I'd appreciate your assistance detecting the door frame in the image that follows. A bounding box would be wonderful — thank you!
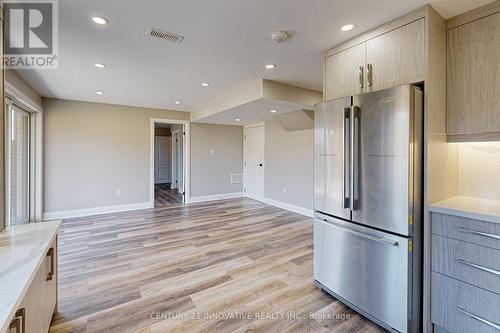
[243,122,265,201]
[150,118,190,205]
[4,84,43,222]
[4,97,38,225]
[171,130,180,190]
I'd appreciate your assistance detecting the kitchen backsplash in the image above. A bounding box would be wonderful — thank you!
[458,142,500,200]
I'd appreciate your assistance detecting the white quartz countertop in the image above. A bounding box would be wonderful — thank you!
[0,221,61,332]
[430,196,500,224]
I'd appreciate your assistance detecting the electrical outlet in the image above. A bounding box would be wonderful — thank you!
[116,189,123,196]
[283,187,287,194]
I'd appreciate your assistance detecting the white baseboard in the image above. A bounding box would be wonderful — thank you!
[189,192,244,203]
[262,197,313,217]
[43,202,154,220]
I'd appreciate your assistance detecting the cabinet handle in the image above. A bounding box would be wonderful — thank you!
[457,307,500,330]
[358,66,364,89]
[456,258,500,276]
[9,308,25,333]
[47,247,54,281]
[458,226,500,240]
[367,63,373,87]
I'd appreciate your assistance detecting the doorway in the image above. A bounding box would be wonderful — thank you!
[244,123,265,201]
[151,119,190,207]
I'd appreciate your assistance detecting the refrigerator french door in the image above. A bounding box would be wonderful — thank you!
[314,84,422,333]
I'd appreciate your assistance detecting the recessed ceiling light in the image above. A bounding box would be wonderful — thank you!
[174,100,181,105]
[92,16,108,25]
[94,63,106,68]
[96,91,104,95]
[235,118,241,122]
[270,109,277,113]
[201,82,210,87]
[341,24,354,32]
[265,64,276,69]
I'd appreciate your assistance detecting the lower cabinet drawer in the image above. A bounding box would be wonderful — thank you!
[432,234,500,294]
[431,213,500,250]
[432,272,500,333]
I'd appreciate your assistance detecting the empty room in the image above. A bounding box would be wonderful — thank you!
[1,1,500,333]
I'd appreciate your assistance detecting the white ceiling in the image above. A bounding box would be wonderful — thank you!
[197,98,313,126]
[15,0,492,112]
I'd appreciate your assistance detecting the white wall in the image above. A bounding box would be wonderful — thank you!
[458,142,500,200]
[43,98,189,214]
[264,120,314,210]
[190,123,243,197]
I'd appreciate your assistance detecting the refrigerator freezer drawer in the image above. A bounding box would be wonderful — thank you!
[314,216,411,333]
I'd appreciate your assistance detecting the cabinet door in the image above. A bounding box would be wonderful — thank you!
[324,43,365,100]
[17,238,57,333]
[366,18,425,91]
[44,238,57,318]
[447,12,500,136]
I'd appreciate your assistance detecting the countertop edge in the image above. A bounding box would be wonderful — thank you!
[429,197,500,224]
[0,221,61,332]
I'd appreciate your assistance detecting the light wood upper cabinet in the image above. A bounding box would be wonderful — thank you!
[324,43,365,100]
[447,11,500,141]
[366,19,425,91]
[324,18,425,101]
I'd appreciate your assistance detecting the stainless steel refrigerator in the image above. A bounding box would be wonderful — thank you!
[313,84,422,333]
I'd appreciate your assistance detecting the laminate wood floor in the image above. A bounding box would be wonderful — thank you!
[154,184,183,207]
[49,198,385,333]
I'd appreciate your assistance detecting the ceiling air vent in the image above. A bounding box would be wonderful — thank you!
[148,28,184,43]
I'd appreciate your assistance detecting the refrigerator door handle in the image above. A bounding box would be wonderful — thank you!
[351,106,360,211]
[343,108,351,209]
[316,217,399,246]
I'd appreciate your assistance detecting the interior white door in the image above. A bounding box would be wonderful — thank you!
[244,125,265,201]
[155,136,172,184]
[176,133,182,191]
[171,132,178,189]
[177,130,184,193]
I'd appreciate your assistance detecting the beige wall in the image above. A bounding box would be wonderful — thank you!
[190,123,243,197]
[43,98,189,213]
[264,120,314,209]
[458,142,500,200]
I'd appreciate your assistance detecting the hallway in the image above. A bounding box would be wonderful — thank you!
[154,183,183,207]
